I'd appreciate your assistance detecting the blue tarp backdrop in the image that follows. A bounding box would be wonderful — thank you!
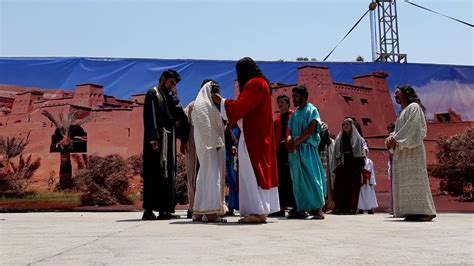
[1,57,473,120]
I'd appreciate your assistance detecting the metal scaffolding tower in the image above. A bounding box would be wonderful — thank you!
[370,0,407,63]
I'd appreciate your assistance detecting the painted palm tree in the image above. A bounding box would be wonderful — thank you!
[41,110,91,190]
[0,136,28,179]
[0,137,28,169]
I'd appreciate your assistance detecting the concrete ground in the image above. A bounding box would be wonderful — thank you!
[0,212,472,265]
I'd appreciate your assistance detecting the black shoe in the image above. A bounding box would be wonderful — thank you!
[287,210,308,219]
[368,210,374,214]
[157,212,181,220]
[224,210,236,217]
[357,209,364,214]
[187,210,193,219]
[142,210,156,220]
[404,214,436,222]
[268,210,286,217]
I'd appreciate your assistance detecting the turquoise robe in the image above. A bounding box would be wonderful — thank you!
[288,103,326,211]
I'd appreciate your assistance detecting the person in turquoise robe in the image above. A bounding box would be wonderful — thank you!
[287,86,326,220]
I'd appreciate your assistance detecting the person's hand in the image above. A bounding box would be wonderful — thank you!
[212,93,222,105]
[150,140,159,151]
[385,136,396,149]
[180,143,187,155]
[287,140,296,153]
[293,137,301,148]
[389,137,397,149]
[231,146,237,156]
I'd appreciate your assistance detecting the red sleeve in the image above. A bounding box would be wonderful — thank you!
[224,78,266,123]
[226,121,238,130]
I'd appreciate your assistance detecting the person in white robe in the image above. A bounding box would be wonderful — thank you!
[184,101,198,219]
[319,122,336,212]
[212,58,280,224]
[358,149,378,214]
[191,80,227,223]
[386,86,436,222]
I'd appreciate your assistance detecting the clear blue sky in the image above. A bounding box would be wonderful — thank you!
[1,0,473,65]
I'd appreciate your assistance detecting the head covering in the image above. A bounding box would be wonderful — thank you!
[331,118,367,173]
[191,81,225,157]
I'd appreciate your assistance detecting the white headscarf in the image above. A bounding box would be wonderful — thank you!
[191,81,225,157]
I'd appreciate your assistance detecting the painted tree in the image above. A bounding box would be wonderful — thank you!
[0,137,28,168]
[0,137,40,195]
[41,110,90,190]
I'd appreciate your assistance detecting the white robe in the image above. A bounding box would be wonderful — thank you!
[392,103,436,217]
[220,98,280,216]
[358,158,378,210]
[192,148,226,215]
[191,82,226,215]
[236,120,280,216]
[184,102,198,211]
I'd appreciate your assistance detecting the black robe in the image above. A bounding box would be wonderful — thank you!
[333,135,365,214]
[276,112,296,208]
[142,87,189,213]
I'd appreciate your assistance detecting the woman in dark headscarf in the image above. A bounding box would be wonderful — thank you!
[331,118,366,215]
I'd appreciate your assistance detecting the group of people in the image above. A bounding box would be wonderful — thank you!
[272,89,377,219]
[141,57,436,223]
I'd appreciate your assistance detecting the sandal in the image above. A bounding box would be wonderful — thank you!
[238,215,267,224]
[287,211,309,219]
[192,214,203,222]
[202,215,228,223]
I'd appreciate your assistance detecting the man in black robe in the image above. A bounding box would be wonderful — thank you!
[142,69,189,220]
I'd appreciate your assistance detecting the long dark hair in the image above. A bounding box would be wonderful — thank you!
[236,57,271,92]
[398,85,426,112]
[318,128,331,152]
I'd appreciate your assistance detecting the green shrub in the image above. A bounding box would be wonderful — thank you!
[428,127,474,201]
[75,154,132,206]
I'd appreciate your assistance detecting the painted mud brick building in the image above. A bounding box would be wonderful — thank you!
[1,65,472,192]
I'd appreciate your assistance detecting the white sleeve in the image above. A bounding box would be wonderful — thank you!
[220,98,228,121]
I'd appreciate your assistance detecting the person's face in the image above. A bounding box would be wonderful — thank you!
[394,89,406,105]
[160,77,177,93]
[277,98,290,112]
[210,83,220,95]
[292,92,302,107]
[342,121,352,134]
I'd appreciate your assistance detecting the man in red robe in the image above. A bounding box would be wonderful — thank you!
[212,57,280,223]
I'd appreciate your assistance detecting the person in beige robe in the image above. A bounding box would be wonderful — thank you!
[184,101,198,219]
[386,86,436,222]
